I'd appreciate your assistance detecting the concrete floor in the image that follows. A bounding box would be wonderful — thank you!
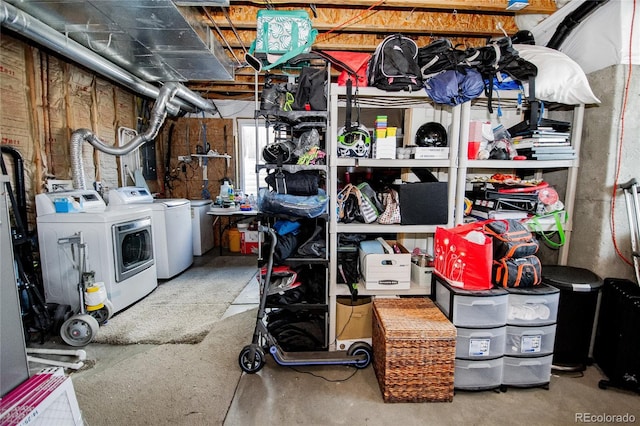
[25,251,640,426]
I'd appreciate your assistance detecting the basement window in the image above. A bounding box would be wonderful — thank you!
[237,118,274,197]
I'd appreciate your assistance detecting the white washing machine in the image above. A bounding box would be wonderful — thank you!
[190,199,214,256]
[36,190,157,314]
[108,187,193,279]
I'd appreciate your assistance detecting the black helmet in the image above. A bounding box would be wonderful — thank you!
[415,122,447,147]
[262,141,296,164]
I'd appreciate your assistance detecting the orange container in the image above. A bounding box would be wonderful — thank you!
[228,228,241,253]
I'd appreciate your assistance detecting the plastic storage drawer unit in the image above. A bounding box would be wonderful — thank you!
[433,276,509,328]
[456,326,506,359]
[454,357,504,390]
[502,354,553,387]
[505,324,557,357]
[506,284,560,326]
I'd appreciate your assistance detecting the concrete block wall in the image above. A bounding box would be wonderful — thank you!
[567,64,640,283]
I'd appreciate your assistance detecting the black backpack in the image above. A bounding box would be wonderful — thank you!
[367,34,423,92]
[465,37,538,112]
[417,38,468,79]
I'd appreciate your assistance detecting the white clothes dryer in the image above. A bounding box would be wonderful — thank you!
[108,187,193,279]
[36,190,157,314]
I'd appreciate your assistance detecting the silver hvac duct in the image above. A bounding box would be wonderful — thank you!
[0,1,218,116]
[70,83,179,190]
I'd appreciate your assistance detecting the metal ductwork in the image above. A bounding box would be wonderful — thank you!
[71,83,180,189]
[2,0,234,82]
[0,1,220,116]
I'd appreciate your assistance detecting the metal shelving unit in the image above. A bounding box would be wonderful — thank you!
[456,95,585,264]
[327,83,461,348]
[253,64,333,349]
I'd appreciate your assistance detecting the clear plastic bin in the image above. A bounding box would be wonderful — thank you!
[434,278,508,328]
[456,326,506,359]
[506,284,560,326]
[505,324,557,356]
[502,354,553,386]
[454,357,504,390]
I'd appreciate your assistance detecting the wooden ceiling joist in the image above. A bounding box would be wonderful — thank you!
[236,0,557,15]
[206,4,523,34]
[217,29,512,53]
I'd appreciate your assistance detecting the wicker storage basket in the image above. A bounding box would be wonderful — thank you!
[372,298,456,403]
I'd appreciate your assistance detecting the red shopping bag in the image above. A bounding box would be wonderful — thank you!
[434,222,493,290]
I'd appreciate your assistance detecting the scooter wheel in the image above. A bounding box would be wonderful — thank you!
[238,345,265,374]
[60,314,100,347]
[348,342,373,369]
[89,299,114,325]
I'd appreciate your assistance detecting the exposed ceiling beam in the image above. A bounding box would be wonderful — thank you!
[235,0,557,15]
[216,30,513,53]
[205,4,527,33]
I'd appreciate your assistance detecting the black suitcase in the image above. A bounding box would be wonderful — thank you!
[593,278,640,393]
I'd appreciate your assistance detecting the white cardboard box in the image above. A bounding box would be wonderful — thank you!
[359,240,411,290]
[372,137,397,159]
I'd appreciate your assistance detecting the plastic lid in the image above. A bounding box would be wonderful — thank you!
[542,265,603,291]
[504,282,560,295]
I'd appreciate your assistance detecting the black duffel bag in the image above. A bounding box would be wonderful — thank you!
[265,170,320,196]
[492,255,542,288]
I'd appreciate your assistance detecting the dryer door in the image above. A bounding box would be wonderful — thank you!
[112,217,154,282]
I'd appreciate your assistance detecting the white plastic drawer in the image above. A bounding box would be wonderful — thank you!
[502,355,553,386]
[506,284,560,326]
[434,278,509,328]
[505,325,556,356]
[456,327,506,359]
[454,357,503,390]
